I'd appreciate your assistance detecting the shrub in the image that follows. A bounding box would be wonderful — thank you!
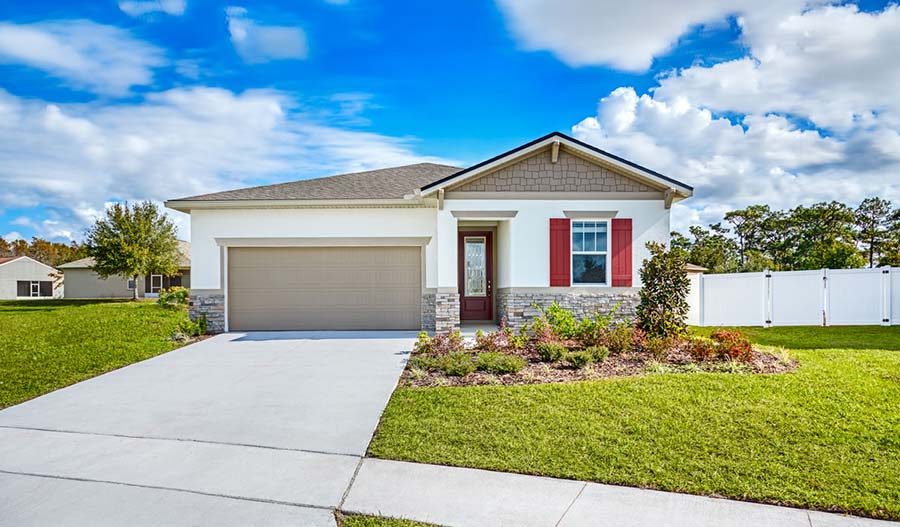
[710,330,753,362]
[438,352,476,376]
[636,242,690,338]
[604,325,635,354]
[564,350,595,369]
[536,342,567,362]
[689,337,719,362]
[574,308,616,347]
[474,325,515,354]
[544,302,578,339]
[528,315,556,344]
[420,331,464,355]
[173,314,206,340]
[644,336,674,362]
[408,354,440,370]
[584,345,610,362]
[157,286,188,306]
[475,352,526,374]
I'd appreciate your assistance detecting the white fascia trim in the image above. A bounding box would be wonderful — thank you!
[164,197,437,213]
[420,135,693,198]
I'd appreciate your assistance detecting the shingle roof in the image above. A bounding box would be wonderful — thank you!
[58,241,191,269]
[0,256,23,265]
[173,163,463,202]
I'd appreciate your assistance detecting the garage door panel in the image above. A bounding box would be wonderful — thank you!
[228,247,421,331]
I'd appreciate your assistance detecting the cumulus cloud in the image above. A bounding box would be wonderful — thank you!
[495,0,817,71]
[0,20,166,96]
[0,88,452,241]
[226,7,308,63]
[118,0,186,17]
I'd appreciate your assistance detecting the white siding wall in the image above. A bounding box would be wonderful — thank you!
[189,200,670,292]
[190,207,438,290]
[0,258,61,299]
[441,199,669,288]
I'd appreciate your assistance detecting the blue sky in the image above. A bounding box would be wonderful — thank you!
[1,0,899,242]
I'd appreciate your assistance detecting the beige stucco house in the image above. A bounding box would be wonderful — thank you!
[59,241,191,299]
[166,132,693,333]
[0,256,62,299]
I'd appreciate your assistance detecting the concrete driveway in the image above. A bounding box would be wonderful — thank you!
[0,331,415,527]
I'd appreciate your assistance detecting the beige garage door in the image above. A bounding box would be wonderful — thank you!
[228,246,421,331]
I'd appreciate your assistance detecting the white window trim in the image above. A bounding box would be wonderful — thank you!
[570,219,611,287]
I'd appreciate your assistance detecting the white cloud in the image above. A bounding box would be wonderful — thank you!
[654,4,900,130]
[0,87,452,241]
[226,7,308,63]
[572,87,900,232]
[494,0,814,71]
[0,20,165,96]
[2,231,23,241]
[118,0,186,17]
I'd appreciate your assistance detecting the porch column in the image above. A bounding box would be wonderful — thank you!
[433,209,460,333]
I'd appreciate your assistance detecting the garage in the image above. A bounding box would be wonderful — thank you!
[227,246,422,331]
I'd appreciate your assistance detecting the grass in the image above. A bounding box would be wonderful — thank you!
[369,325,900,520]
[0,299,190,409]
[339,514,436,527]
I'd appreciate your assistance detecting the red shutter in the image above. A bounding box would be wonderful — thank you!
[549,218,571,286]
[611,218,632,287]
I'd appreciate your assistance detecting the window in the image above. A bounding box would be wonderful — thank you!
[16,280,52,297]
[571,220,609,285]
[126,277,136,290]
[464,236,487,296]
[150,274,163,293]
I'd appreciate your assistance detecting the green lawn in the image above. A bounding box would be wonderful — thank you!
[0,299,190,409]
[369,325,900,520]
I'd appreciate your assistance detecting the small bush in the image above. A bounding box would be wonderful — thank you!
[584,345,610,362]
[408,354,440,370]
[157,286,188,307]
[604,325,635,354]
[475,352,526,374]
[419,331,464,355]
[574,308,616,347]
[689,337,719,362]
[536,342,567,362]
[437,352,475,376]
[172,314,207,340]
[644,336,674,362]
[564,350,595,369]
[528,315,555,344]
[474,327,514,354]
[710,330,753,362]
[545,302,578,339]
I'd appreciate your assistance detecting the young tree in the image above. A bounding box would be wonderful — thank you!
[636,242,691,338]
[854,197,894,267]
[84,202,180,300]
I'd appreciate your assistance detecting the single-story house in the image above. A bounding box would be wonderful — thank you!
[58,241,191,299]
[166,132,693,333]
[0,256,62,299]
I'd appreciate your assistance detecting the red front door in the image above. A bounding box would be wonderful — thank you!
[458,231,493,321]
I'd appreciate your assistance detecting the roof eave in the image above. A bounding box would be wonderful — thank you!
[165,197,437,213]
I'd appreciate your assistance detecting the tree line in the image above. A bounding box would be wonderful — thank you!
[671,197,900,273]
[0,237,86,267]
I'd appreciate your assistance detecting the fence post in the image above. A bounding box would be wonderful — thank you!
[698,273,705,327]
[883,268,892,327]
[764,269,772,328]
[822,269,829,327]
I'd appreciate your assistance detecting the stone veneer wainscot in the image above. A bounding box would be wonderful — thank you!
[496,288,639,329]
[189,291,225,333]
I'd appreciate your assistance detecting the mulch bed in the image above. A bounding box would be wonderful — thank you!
[400,347,798,388]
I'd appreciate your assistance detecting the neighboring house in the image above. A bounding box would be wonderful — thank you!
[0,256,62,300]
[58,241,191,299]
[166,132,692,333]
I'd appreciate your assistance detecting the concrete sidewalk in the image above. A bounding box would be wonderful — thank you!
[342,459,897,527]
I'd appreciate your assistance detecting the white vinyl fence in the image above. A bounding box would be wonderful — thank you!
[688,267,900,327]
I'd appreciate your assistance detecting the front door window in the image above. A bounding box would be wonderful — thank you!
[464,236,487,296]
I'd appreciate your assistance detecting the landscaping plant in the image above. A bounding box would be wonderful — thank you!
[564,350,594,369]
[536,342,567,362]
[635,241,690,338]
[474,352,526,374]
[157,286,189,307]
